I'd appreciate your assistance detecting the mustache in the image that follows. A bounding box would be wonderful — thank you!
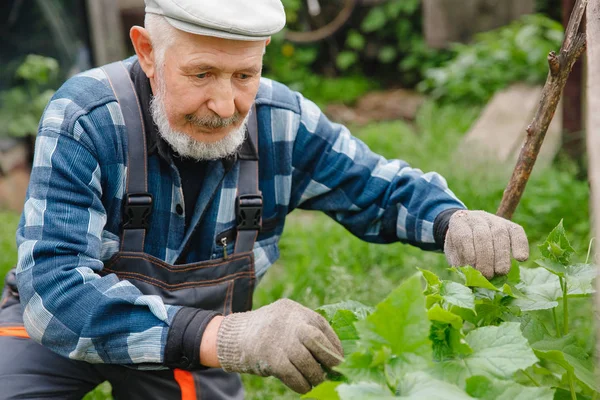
[185,112,241,129]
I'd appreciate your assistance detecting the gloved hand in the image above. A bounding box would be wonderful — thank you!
[216,298,343,394]
[444,210,529,278]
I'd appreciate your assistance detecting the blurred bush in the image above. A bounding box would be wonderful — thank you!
[0,54,59,138]
[264,0,564,106]
[418,14,563,104]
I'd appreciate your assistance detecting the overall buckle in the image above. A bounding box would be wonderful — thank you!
[123,193,153,230]
[236,194,263,230]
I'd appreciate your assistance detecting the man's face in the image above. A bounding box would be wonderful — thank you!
[150,32,265,159]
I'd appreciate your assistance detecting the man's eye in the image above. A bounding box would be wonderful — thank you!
[196,73,208,79]
[238,74,251,80]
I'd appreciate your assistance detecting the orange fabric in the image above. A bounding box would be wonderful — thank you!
[174,369,197,400]
[0,326,29,339]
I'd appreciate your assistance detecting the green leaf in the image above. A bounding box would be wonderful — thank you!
[303,381,342,400]
[433,322,538,386]
[452,266,499,291]
[317,300,373,321]
[336,51,358,71]
[512,267,560,311]
[335,350,387,387]
[534,349,600,393]
[378,46,398,64]
[538,220,575,265]
[553,388,595,399]
[512,265,595,312]
[440,281,475,310]
[345,30,365,50]
[530,335,600,393]
[564,263,596,296]
[16,54,59,85]
[361,7,387,33]
[330,310,360,355]
[396,372,474,399]
[429,321,472,362]
[465,375,554,400]
[356,273,431,360]
[535,258,567,277]
[519,314,551,344]
[501,283,516,297]
[419,268,441,289]
[427,304,463,329]
[426,294,443,308]
[336,382,396,400]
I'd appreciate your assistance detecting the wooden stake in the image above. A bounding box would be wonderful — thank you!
[584,0,599,366]
[561,0,586,172]
[496,0,587,220]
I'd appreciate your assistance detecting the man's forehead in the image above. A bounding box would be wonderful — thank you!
[172,37,266,71]
[145,0,286,41]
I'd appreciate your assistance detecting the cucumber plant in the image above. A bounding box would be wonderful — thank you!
[305,221,598,400]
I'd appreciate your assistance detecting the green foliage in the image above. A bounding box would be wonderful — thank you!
[0,212,20,276]
[269,0,450,94]
[305,223,598,400]
[263,34,374,107]
[0,55,59,138]
[339,0,450,86]
[419,14,564,104]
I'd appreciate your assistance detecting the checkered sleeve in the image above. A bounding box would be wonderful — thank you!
[289,94,467,250]
[14,125,193,367]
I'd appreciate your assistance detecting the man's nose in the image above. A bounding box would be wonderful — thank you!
[207,79,236,119]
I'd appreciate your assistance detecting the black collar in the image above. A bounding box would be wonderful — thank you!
[130,60,174,161]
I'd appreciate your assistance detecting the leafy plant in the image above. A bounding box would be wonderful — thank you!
[263,33,374,107]
[337,0,450,86]
[418,14,564,104]
[305,221,597,400]
[0,54,59,138]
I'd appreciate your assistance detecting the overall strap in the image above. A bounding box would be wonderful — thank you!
[234,105,262,254]
[101,61,152,253]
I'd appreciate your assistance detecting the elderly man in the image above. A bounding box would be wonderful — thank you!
[0,0,529,398]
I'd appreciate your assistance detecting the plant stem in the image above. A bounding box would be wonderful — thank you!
[553,307,562,337]
[568,371,577,400]
[585,237,595,264]
[522,369,541,387]
[560,276,569,335]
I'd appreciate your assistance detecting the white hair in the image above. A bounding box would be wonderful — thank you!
[144,13,177,67]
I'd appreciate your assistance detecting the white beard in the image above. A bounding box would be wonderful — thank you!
[149,73,248,161]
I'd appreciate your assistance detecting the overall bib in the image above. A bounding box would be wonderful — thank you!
[0,61,261,400]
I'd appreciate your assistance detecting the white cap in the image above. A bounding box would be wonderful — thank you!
[144,0,286,41]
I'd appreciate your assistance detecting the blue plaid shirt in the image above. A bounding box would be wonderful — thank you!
[16,57,465,368]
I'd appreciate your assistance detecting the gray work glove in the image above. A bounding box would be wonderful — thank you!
[444,210,529,278]
[216,298,344,394]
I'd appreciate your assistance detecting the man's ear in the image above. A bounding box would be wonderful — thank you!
[266,37,271,46]
[130,26,156,79]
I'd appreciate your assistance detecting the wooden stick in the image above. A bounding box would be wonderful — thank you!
[584,0,600,366]
[496,0,588,220]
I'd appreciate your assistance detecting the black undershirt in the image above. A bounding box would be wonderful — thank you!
[130,60,206,231]
[172,155,207,229]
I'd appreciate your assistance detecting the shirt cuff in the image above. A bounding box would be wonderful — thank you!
[433,208,464,249]
[164,307,220,370]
